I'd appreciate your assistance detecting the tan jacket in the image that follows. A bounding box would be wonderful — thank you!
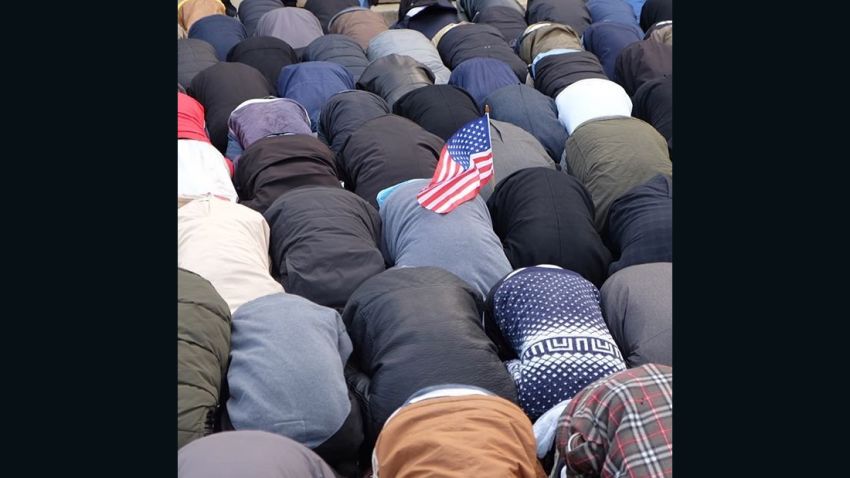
[178,0,225,32]
[178,197,285,314]
[518,22,583,64]
[373,394,546,478]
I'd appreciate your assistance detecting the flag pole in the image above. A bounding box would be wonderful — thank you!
[484,103,491,136]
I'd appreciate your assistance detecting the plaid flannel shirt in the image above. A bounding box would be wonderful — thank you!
[555,364,673,478]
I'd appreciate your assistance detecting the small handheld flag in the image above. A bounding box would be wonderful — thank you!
[416,109,494,213]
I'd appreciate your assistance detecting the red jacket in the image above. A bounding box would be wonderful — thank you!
[178,92,210,143]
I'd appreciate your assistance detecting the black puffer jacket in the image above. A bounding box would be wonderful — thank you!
[234,135,341,213]
[632,75,672,157]
[526,0,591,35]
[188,62,274,153]
[392,84,480,141]
[356,54,435,108]
[338,114,443,208]
[226,36,298,91]
[437,23,528,82]
[395,0,460,40]
[475,6,528,47]
[342,266,518,445]
[263,186,386,311]
[302,34,369,83]
[613,38,672,97]
[533,50,607,98]
[319,90,390,155]
[487,168,612,287]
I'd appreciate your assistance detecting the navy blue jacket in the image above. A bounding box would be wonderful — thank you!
[484,84,567,163]
[277,62,355,132]
[605,174,672,275]
[188,14,247,61]
[582,21,644,80]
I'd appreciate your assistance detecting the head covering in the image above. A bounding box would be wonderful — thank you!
[584,26,644,81]
[437,23,528,81]
[586,0,639,25]
[188,14,247,60]
[645,20,672,44]
[178,268,231,450]
[448,58,520,109]
[639,0,672,32]
[226,36,297,91]
[178,39,219,88]
[227,293,362,454]
[255,7,324,50]
[178,140,238,202]
[328,7,389,50]
[237,0,283,36]
[486,266,627,418]
[565,117,671,230]
[556,364,673,478]
[517,22,582,65]
[339,115,443,208]
[178,0,225,32]
[263,187,385,311]
[301,34,369,83]
[227,98,312,161]
[533,50,607,98]
[188,62,274,153]
[632,75,672,155]
[341,266,518,445]
[178,431,338,478]
[614,39,672,96]
[356,54,435,109]
[555,78,632,134]
[373,393,545,478]
[178,92,208,143]
[367,29,452,84]
[318,90,390,155]
[601,262,672,367]
[487,168,612,286]
[303,0,359,32]
[606,174,672,275]
[525,0,591,36]
[485,84,567,162]
[395,0,460,39]
[380,178,512,299]
[177,197,285,314]
[277,61,355,131]
[235,135,340,213]
[392,85,480,140]
[483,119,555,199]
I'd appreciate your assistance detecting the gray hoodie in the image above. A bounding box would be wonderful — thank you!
[227,292,353,449]
[379,178,512,300]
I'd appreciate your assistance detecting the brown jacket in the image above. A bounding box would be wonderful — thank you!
[373,394,546,478]
[178,0,225,32]
[329,8,388,50]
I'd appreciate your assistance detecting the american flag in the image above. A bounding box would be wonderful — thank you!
[417,114,494,213]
